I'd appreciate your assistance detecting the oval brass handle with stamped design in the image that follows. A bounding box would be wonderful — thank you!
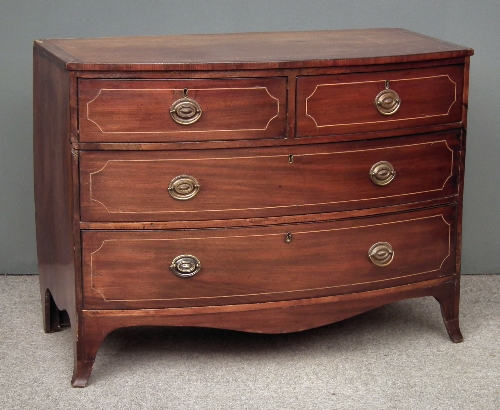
[375,81,401,116]
[168,175,200,200]
[170,255,201,277]
[170,89,202,125]
[368,242,394,267]
[369,161,395,186]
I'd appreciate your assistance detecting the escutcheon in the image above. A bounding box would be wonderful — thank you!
[368,242,394,267]
[168,175,200,200]
[369,161,396,186]
[170,255,202,278]
[170,89,202,125]
[374,81,401,116]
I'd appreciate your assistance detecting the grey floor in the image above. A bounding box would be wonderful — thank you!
[1,274,499,409]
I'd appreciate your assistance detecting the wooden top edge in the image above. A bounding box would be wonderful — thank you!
[34,29,474,71]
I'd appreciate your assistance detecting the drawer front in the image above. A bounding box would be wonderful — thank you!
[82,206,456,309]
[78,77,287,142]
[296,65,464,137]
[80,131,459,222]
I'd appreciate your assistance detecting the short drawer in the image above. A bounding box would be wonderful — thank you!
[80,131,460,222]
[78,77,287,142]
[296,65,464,137]
[82,206,456,309]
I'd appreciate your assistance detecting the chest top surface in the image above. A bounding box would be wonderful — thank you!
[35,28,473,71]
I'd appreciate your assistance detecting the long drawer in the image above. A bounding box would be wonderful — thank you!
[82,205,456,309]
[296,65,464,137]
[80,131,460,222]
[78,77,287,142]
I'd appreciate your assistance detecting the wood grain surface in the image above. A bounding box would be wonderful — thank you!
[78,77,287,142]
[296,65,464,137]
[82,206,456,309]
[35,29,473,71]
[79,131,459,222]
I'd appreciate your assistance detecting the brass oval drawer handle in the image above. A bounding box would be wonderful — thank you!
[368,242,394,267]
[170,89,202,125]
[170,255,201,278]
[375,81,401,116]
[168,175,200,200]
[369,161,396,186]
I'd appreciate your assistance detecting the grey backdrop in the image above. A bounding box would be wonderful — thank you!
[1,1,498,274]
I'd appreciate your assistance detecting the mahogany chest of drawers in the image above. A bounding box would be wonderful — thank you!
[33,29,473,386]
